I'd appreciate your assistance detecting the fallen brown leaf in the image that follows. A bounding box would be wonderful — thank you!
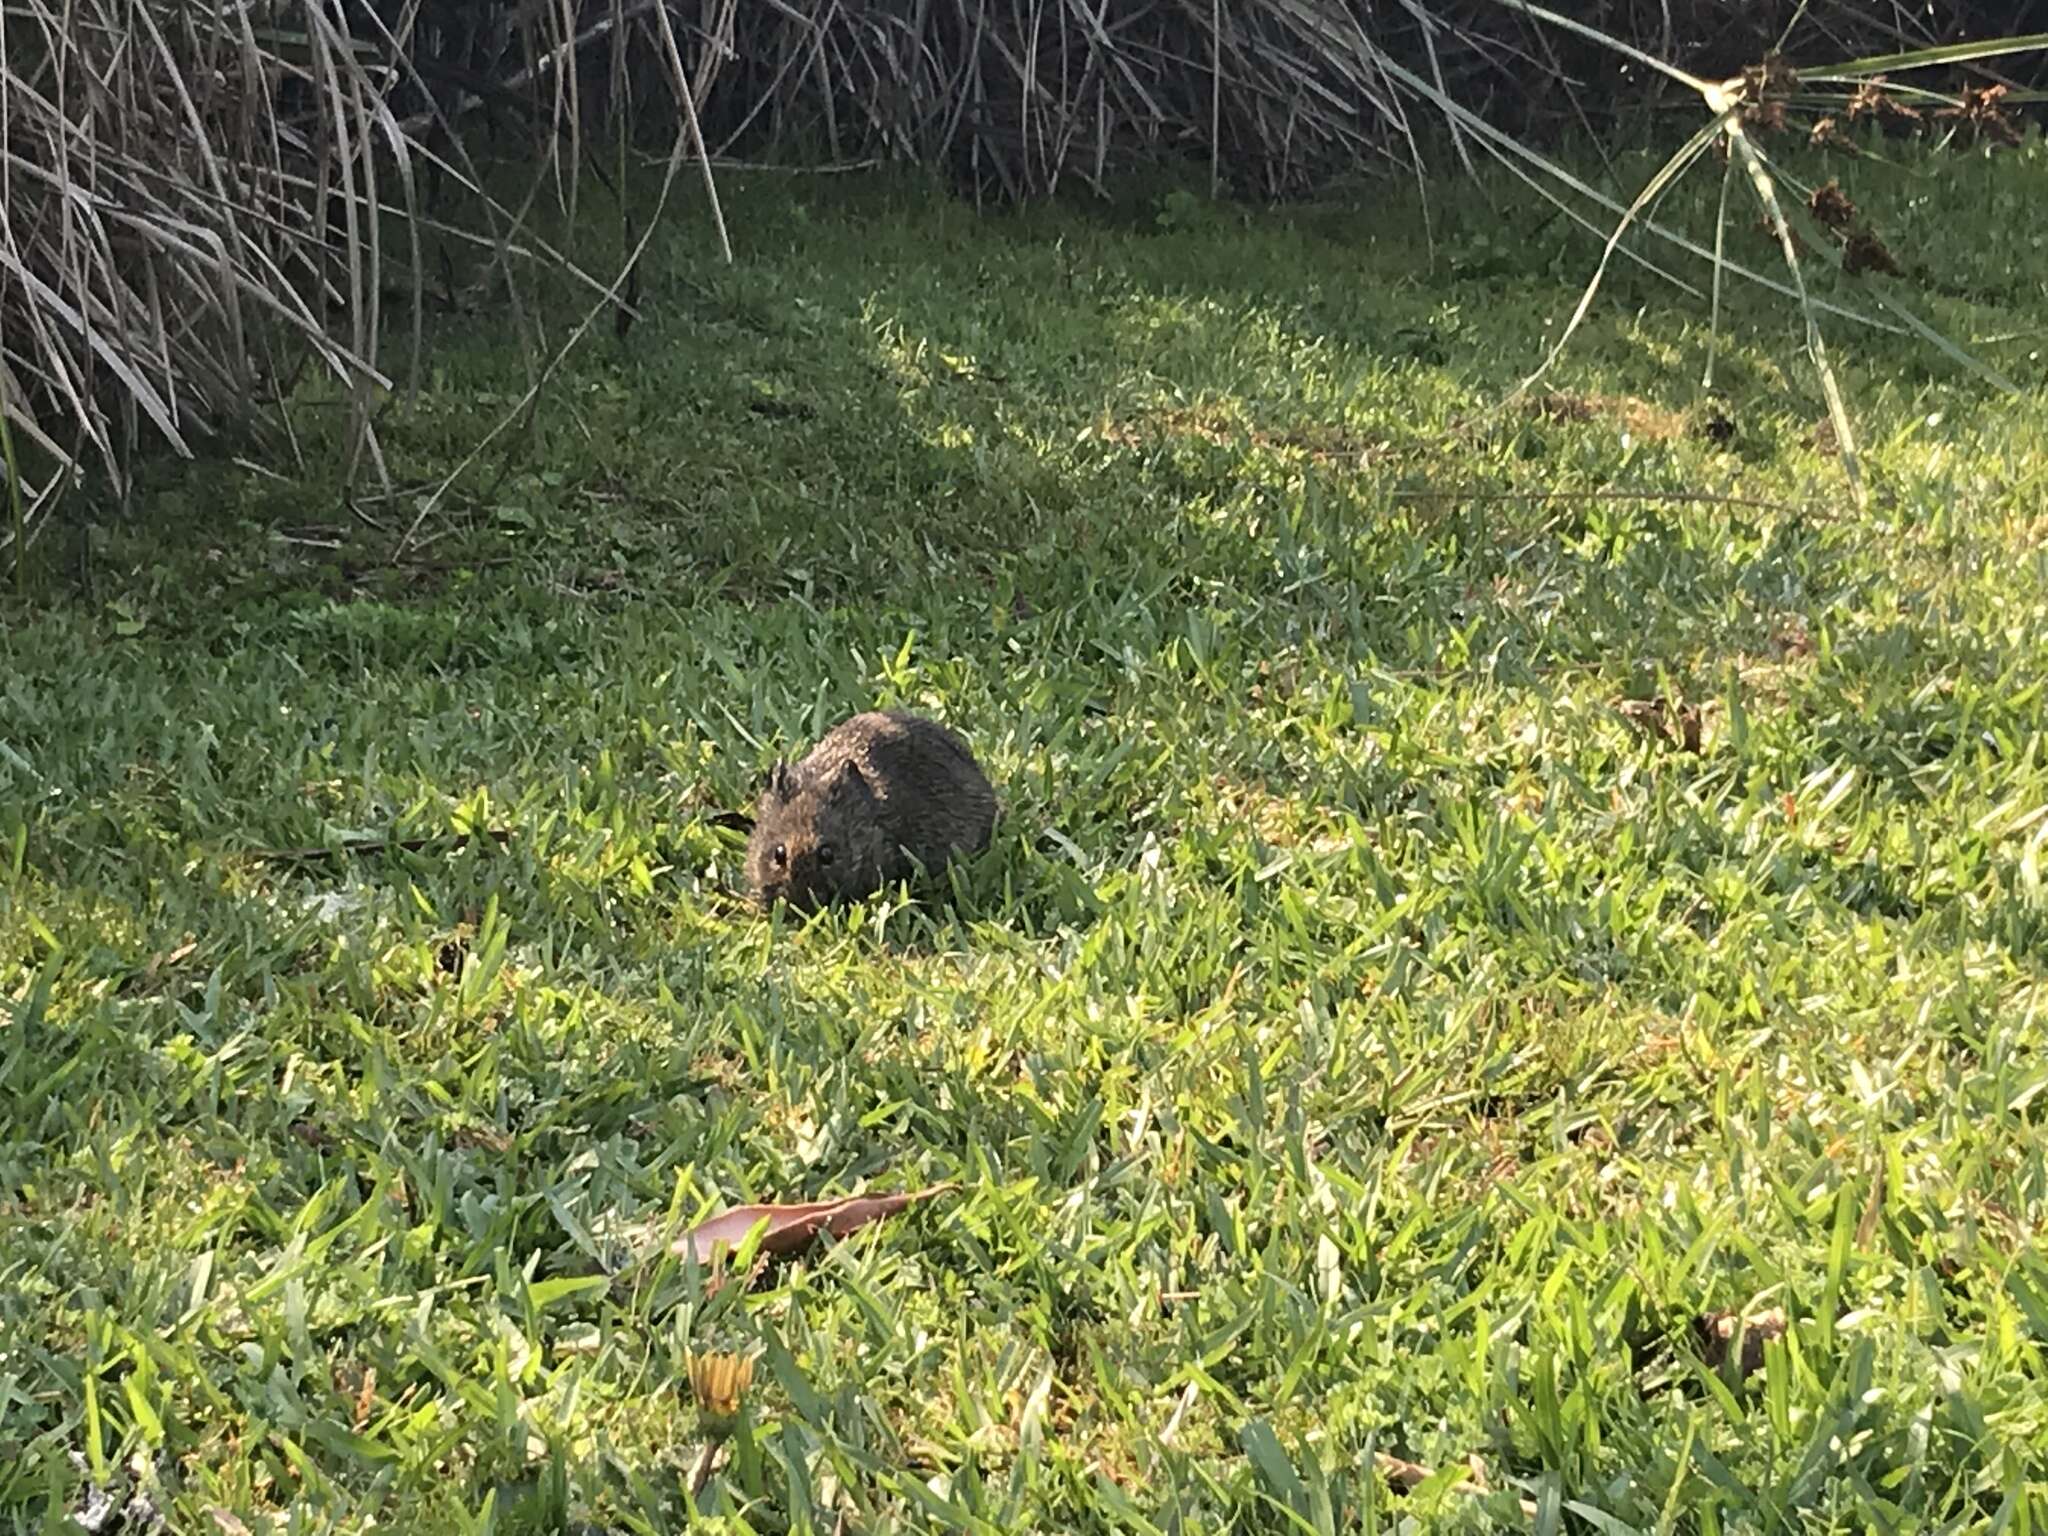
[353,1364,376,1430]
[1855,1163,1886,1249]
[674,1184,957,1266]
[1376,1452,1537,1517]
[1617,697,1703,754]
[1696,1306,1787,1378]
[1376,1452,1435,1492]
[1526,390,1686,442]
[1773,616,1814,659]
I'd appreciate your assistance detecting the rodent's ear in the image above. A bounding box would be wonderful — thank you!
[765,761,797,803]
[829,759,874,803]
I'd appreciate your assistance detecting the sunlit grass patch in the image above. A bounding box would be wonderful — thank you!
[5,150,2048,1529]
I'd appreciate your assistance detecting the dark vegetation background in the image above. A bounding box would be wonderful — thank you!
[2,0,2044,562]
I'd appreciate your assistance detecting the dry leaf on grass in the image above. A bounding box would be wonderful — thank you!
[1617,697,1704,754]
[1527,390,1687,442]
[674,1184,958,1266]
[1377,1452,1538,1517]
[1696,1306,1788,1377]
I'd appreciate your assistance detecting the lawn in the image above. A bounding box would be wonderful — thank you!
[4,137,2048,1533]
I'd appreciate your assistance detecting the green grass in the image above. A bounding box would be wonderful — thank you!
[5,134,2048,1532]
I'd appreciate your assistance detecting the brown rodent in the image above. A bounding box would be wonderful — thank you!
[745,709,998,911]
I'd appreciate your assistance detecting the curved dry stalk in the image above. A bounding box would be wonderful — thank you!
[392,0,722,558]
[1713,92,1863,506]
[1498,117,1726,417]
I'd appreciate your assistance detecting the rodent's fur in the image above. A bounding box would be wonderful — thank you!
[745,710,998,911]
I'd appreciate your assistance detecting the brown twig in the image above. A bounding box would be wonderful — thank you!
[248,829,513,864]
[1385,487,1823,519]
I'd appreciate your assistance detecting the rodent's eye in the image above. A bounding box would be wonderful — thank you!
[817,843,835,867]
[772,844,787,867]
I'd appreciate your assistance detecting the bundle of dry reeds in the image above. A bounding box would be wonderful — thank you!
[668,0,2040,199]
[0,0,689,562]
[3,0,2039,572]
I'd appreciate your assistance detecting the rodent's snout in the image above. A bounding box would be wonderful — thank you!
[754,875,821,914]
